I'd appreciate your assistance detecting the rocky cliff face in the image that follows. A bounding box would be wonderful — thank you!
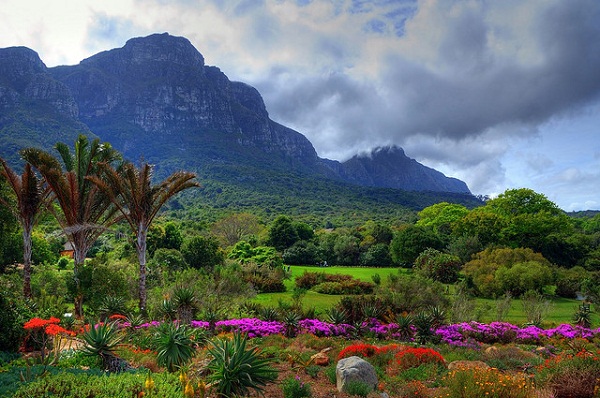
[0,33,471,194]
[0,47,90,164]
[49,33,320,169]
[341,146,470,193]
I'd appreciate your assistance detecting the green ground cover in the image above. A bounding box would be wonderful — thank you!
[252,265,599,326]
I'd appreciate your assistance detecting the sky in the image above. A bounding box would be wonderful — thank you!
[1,0,599,211]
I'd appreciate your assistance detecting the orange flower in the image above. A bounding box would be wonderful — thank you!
[109,314,127,321]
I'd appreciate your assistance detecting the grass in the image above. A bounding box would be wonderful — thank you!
[251,265,599,326]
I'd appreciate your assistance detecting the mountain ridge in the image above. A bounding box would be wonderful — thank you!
[0,33,475,210]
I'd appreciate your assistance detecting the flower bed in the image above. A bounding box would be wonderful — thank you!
[129,318,600,346]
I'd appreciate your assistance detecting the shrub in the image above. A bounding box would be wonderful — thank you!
[338,343,379,360]
[535,350,600,398]
[394,347,445,370]
[207,332,278,397]
[313,281,345,295]
[282,376,312,398]
[414,248,462,283]
[441,366,534,398]
[295,271,326,289]
[0,287,31,352]
[11,369,182,398]
[345,380,372,397]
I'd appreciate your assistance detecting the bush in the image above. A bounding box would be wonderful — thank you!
[535,350,600,398]
[414,248,462,283]
[379,273,449,314]
[394,347,445,370]
[10,369,182,398]
[282,376,312,398]
[283,241,319,265]
[0,289,31,352]
[345,380,372,397]
[441,366,534,398]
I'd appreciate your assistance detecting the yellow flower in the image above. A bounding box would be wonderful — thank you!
[197,380,206,397]
[179,372,188,385]
[145,374,155,391]
[184,381,194,398]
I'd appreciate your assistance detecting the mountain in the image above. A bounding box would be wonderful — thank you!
[0,33,478,214]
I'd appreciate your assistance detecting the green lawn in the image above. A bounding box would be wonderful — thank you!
[251,265,598,326]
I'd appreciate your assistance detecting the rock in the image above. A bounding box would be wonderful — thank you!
[447,360,490,371]
[311,347,332,366]
[336,356,378,393]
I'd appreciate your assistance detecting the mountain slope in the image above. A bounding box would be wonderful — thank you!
[0,33,479,214]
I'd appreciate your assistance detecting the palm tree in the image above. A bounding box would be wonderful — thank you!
[21,135,122,317]
[0,158,52,299]
[89,162,199,312]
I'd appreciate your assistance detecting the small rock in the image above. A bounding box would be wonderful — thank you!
[311,352,329,366]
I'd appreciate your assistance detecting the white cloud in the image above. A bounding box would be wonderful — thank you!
[1,0,599,210]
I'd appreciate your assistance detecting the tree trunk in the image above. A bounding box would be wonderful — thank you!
[137,224,148,314]
[22,227,33,299]
[73,246,86,319]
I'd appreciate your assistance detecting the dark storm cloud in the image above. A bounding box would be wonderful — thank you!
[256,0,600,161]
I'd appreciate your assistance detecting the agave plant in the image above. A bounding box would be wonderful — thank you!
[80,322,126,371]
[258,306,279,322]
[413,311,434,344]
[428,306,447,329]
[202,306,222,333]
[395,313,415,342]
[126,312,146,329]
[97,296,128,321]
[173,286,197,325]
[159,298,178,321]
[326,307,348,325]
[154,321,196,372]
[282,311,302,338]
[207,332,278,397]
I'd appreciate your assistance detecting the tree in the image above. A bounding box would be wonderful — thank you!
[181,235,224,272]
[414,248,462,283]
[416,202,469,235]
[268,215,299,251]
[90,161,199,312]
[463,247,554,297]
[211,213,263,247]
[0,159,52,298]
[0,178,19,271]
[390,225,444,266]
[21,135,122,317]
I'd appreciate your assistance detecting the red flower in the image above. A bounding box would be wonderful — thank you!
[23,317,48,330]
[395,347,445,369]
[109,314,128,321]
[45,323,70,336]
[338,343,379,360]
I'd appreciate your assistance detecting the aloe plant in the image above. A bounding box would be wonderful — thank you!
[80,322,125,371]
[154,322,196,372]
[207,332,278,397]
[173,286,197,325]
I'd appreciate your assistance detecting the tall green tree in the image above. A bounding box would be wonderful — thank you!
[90,162,199,312]
[0,158,52,298]
[21,135,122,317]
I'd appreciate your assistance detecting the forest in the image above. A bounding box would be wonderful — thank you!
[1,135,600,397]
